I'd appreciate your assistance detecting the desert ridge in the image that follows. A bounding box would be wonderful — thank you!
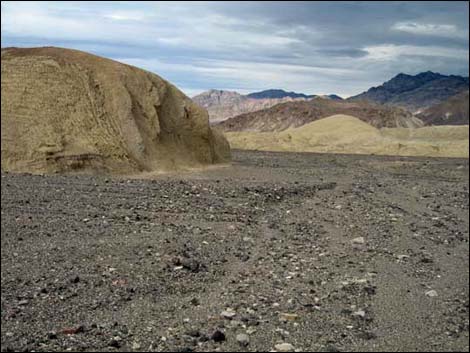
[225,114,469,158]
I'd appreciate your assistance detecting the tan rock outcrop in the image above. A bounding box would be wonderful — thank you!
[1,47,230,174]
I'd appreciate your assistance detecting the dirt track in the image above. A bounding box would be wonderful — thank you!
[1,150,469,352]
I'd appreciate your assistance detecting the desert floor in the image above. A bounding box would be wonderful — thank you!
[1,150,469,352]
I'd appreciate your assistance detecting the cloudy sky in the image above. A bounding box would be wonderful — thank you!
[1,1,469,97]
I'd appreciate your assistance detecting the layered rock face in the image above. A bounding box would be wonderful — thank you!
[1,47,230,174]
[217,97,422,132]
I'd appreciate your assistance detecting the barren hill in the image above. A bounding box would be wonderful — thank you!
[417,90,469,126]
[192,89,311,122]
[1,47,230,174]
[225,114,469,158]
[217,97,422,132]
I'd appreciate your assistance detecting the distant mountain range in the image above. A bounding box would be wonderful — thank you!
[349,71,469,112]
[244,89,342,100]
[192,89,342,122]
[217,96,422,132]
[194,72,469,126]
[247,89,314,99]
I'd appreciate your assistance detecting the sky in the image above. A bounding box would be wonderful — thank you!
[1,1,469,97]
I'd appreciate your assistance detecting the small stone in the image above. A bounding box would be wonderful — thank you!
[72,276,80,283]
[109,337,122,348]
[325,345,341,352]
[275,328,290,338]
[246,328,257,335]
[190,298,200,306]
[358,331,377,340]
[211,329,226,342]
[61,325,84,335]
[18,299,29,306]
[227,320,243,329]
[351,237,365,245]
[275,343,295,352]
[178,347,194,353]
[221,309,236,319]
[236,333,250,347]
[181,258,201,273]
[352,310,366,318]
[280,313,299,322]
[47,331,58,340]
[185,329,200,338]
[425,290,438,297]
[421,256,433,264]
[132,342,141,350]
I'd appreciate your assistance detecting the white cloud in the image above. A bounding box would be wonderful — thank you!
[363,44,469,61]
[103,11,148,22]
[391,22,467,39]
[1,2,150,43]
[0,1,300,53]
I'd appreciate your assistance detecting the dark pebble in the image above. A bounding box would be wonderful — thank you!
[211,330,226,342]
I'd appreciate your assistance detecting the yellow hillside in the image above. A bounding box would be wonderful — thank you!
[225,114,469,158]
[1,47,231,174]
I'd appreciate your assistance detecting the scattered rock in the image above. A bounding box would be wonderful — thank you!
[61,326,85,335]
[185,329,201,338]
[221,309,237,319]
[352,310,366,318]
[236,333,250,347]
[351,237,365,245]
[280,313,299,322]
[109,336,122,348]
[358,331,377,340]
[325,345,341,352]
[425,290,438,297]
[275,343,296,352]
[47,331,58,340]
[132,342,141,350]
[211,330,226,342]
[190,298,200,306]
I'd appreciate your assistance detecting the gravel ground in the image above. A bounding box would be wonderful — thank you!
[1,150,469,352]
